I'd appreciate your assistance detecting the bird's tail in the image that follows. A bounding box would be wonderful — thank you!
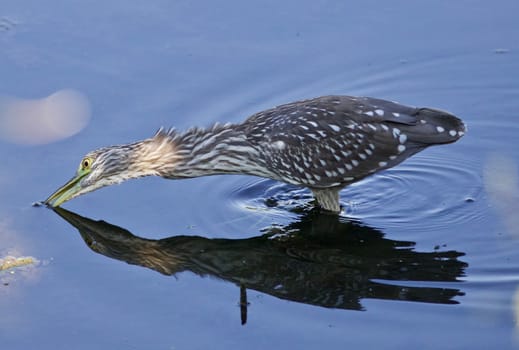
[406,108,466,145]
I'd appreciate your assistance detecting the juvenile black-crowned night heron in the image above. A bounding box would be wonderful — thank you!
[45,95,465,212]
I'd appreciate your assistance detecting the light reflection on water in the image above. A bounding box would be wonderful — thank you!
[484,154,519,238]
[0,89,90,145]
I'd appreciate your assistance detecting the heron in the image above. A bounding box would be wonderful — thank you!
[45,95,465,212]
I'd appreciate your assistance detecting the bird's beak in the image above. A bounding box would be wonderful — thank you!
[45,173,86,207]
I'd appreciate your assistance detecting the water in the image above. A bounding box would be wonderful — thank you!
[1,0,519,349]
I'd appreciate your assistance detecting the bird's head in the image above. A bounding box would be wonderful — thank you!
[43,128,215,207]
[45,143,149,207]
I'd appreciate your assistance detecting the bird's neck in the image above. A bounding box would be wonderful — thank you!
[138,125,267,179]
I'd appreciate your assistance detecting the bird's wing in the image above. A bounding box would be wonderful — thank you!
[240,96,428,188]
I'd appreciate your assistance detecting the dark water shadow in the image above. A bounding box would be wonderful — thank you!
[51,207,467,324]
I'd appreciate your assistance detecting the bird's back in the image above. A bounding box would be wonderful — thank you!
[240,95,465,189]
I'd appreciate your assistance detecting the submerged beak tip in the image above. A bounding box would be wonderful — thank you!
[43,196,58,208]
[44,200,58,208]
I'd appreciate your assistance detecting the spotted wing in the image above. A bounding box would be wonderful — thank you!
[241,95,464,188]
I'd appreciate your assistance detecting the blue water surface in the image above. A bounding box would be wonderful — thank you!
[1,1,519,349]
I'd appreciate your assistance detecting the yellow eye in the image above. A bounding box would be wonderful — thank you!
[81,157,92,170]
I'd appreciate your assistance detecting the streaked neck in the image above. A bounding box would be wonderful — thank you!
[142,125,270,179]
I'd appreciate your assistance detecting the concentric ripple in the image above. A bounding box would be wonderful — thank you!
[231,149,483,230]
[343,152,484,229]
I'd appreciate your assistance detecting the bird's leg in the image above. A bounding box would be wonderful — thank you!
[240,284,248,325]
[310,188,341,213]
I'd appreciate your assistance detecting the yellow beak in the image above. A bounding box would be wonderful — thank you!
[45,173,85,207]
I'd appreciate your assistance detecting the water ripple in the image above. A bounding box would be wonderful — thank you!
[344,152,484,229]
[230,150,483,231]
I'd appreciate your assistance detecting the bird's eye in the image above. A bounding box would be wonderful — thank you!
[81,158,92,169]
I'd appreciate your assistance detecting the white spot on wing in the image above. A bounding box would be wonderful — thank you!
[364,111,374,117]
[398,144,406,153]
[329,124,341,132]
[375,109,384,116]
[272,140,286,150]
[399,134,407,144]
[378,161,387,167]
[392,112,400,117]
[449,130,457,136]
[436,126,445,133]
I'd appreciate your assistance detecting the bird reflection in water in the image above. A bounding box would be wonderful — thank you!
[52,208,467,324]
